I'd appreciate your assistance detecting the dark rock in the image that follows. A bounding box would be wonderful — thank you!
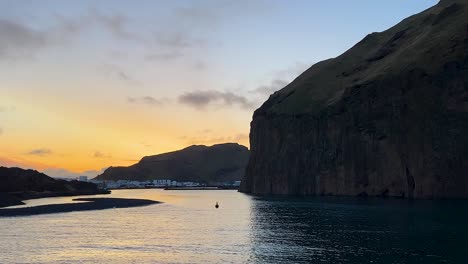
[0,167,105,206]
[0,198,159,217]
[0,192,24,208]
[240,0,468,198]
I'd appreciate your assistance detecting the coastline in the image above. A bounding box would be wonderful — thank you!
[0,190,111,209]
[12,189,111,201]
[0,197,160,217]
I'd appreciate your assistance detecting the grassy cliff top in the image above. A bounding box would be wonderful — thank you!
[257,0,468,115]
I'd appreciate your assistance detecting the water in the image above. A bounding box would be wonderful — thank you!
[0,189,466,263]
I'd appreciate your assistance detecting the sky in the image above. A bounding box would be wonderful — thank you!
[0,0,438,178]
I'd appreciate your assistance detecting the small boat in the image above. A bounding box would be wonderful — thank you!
[215,202,219,209]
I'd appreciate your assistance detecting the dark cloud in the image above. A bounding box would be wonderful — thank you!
[127,96,165,106]
[0,1,271,63]
[178,90,255,110]
[117,71,132,82]
[27,148,52,156]
[101,63,140,85]
[0,19,47,60]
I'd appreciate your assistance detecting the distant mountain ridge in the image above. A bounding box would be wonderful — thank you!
[95,143,250,183]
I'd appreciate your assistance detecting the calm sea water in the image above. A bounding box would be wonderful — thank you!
[0,189,466,264]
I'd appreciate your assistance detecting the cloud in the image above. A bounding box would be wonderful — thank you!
[101,63,140,85]
[0,19,47,60]
[127,96,166,106]
[145,51,184,62]
[27,148,52,156]
[192,60,207,70]
[93,151,112,159]
[251,63,310,96]
[252,79,289,95]
[181,133,249,146]
[54,10,142,43]
[173,0,270,28]
[140,141,153,148]
[199,129,213,134]
[178,90,255,110]
[91,11,144,43]
[0,105,15,112]
[0,1,271,64]
[154,31,198,49]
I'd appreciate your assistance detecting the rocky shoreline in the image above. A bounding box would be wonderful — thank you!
[0,193,25,208]
[0,198,160,217]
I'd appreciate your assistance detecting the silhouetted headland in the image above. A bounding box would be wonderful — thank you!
[0,166,109,208]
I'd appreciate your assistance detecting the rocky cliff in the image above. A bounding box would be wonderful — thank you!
[240,0,468,198]
[95,143,249,183]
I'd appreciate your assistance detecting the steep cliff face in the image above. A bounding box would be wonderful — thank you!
[240,0,468,198]
[95,143,249,183]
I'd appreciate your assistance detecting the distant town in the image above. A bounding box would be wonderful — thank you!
[72,176,241,190]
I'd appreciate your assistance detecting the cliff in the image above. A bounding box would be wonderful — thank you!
[95,143,249,183]
[240,0,468,198]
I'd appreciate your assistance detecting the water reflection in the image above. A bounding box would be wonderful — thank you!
[248,196,468,264]
[1,190,467,263]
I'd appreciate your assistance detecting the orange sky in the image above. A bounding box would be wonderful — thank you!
[0,1,437,177]
[1,90,251,176]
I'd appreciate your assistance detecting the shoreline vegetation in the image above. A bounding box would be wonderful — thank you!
[0,198,160,217]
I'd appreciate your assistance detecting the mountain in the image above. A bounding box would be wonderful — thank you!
[240,0,468,198]
[95,143,250,183]
[0,167,105,207]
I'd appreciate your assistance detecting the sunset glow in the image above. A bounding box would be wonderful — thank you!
[0,0,437,177]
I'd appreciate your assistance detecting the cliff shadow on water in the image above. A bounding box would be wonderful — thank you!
[246,195,468,263]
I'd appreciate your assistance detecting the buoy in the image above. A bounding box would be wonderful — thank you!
[215,202,219,208]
